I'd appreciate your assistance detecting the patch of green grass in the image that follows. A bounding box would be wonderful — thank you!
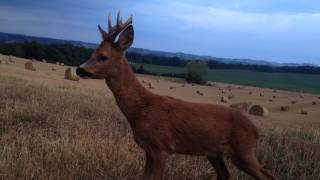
[133,63,320,94]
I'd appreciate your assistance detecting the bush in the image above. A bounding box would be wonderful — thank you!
[185,60,208,84]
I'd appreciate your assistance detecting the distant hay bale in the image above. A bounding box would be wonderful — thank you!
[268,99,273,102]
[64,68,80,81]
[148,82,155,89]
[220,96,228,103]
[230,102,252,112]
[312,101,317,105]
[280,105,290,111]
[272,95,276,98]
[249,105,269,116]
[291,100,297,104]
[227,94,235,100]
[259,93,264,97]
[300,109,308,115]
[196,90,204,96]
[24,61,36,71]
[248,91,253,95]
[169,86,175,90]
[8,56,15,63]
[51,67,57,71]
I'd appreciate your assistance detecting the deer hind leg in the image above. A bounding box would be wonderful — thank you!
[142,152,167,180]
[207,155,230,180]
[231,152,276,180]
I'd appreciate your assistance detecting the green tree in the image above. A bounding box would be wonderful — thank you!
[185,60,208,84]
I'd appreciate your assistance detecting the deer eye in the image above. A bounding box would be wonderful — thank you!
[98,55,109,62]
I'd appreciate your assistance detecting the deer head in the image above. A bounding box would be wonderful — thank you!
[76,12,134,79]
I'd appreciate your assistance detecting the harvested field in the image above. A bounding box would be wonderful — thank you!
[0,54,320,179]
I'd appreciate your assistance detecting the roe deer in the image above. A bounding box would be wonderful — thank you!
[76,12,277,180]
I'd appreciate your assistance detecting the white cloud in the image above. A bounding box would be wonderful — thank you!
[133,2,320,33]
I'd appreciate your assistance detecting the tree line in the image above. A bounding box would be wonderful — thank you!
[1,41,320,75]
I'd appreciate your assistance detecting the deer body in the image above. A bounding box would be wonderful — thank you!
[76,12,276,180]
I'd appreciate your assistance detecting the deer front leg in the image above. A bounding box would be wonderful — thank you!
[142,152,168,180]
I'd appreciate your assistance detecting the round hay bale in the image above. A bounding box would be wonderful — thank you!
[300,109,308,115]
[248,91,253,95]
[228,94,235,100]
[220,96,228,103]
[230,102,252,112]
[24,61,36,71]
[169,86,175,90]
[291,100,297,104]
[272,95,276,99]
[312,101,317,105]
[148,82,155,89]
[280,105,290,111]
[51,67,57,71]
[249,105,269,116]
[64,68,80,81]
[8,56,15,63]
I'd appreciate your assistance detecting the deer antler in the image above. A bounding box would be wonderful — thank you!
[98,11,133,43]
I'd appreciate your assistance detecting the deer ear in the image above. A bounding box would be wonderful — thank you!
[116,25,134,51]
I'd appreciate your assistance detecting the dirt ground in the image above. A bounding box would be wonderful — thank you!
[1,54,319,131]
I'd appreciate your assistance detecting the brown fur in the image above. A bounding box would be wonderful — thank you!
[76,13,276,180]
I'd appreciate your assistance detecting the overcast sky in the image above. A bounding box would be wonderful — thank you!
[1,0,320,65]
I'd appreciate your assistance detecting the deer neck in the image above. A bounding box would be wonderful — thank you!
[105,57,152,127]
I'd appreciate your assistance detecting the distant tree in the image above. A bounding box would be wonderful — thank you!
[185,60,208,84]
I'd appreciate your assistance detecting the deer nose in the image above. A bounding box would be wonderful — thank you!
[76,67,93,78]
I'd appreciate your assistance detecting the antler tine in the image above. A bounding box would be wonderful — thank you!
[120,14,132,29]
[116,11,121,27]
[103,12,133,42]
[108,13,112,33]
[98,24,107,39]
